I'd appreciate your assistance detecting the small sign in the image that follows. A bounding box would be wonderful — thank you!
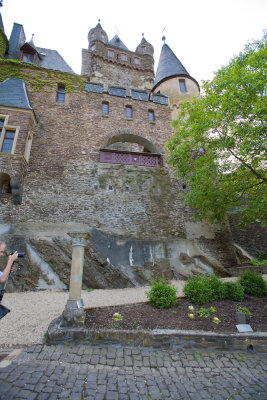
[236,324,253,333]
[77,299,83,309]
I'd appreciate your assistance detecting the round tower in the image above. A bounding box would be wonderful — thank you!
[152,38,199,119]
[135,34,154,57]
[88,20,108,48]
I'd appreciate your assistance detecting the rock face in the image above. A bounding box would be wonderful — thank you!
[1,224,234,292]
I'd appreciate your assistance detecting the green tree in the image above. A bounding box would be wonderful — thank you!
[167,32,267,227]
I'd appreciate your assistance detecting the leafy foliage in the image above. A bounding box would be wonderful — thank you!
[208,273,225,301]
[145,276,177,309]
[183,274,213,304]
[250,259,267,266]
[239,269,267,297]
[167,32,267,227]
[223,281,244,301]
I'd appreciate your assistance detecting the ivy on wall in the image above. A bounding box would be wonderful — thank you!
[0,59,86,93]
[0,29,8,58]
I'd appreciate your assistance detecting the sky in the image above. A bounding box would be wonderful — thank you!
[1,0,267,85]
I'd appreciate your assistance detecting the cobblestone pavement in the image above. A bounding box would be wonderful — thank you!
[0,345,266,400]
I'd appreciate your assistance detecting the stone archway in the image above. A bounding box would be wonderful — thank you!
[102,133,161,154]
[100,134,162,167]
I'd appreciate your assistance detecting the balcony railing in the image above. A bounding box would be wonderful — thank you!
[99,149,162,167]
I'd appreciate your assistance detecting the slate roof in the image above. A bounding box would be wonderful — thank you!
[0,78,32,109]
[108,86,127,97]
[131,89,149,102]
[108,35,129,51]
[85,83,104,93]
[36,47,74,73]
[153,43,190,89]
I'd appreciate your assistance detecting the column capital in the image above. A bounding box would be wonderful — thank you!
[67,232,91,247]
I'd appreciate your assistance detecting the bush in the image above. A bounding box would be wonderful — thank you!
[239,270,267,297]
[223,281,244,301]
[183,274,213,305]
[145,276,177,309]
[208,273,225,301]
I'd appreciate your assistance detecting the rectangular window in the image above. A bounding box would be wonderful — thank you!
[148,110,155,122]
[121,54,127,61]
[56,84,65,103]
[134,58,139,65]
[108,50,114,57]
[1,130,15,153]
[179,79,187,93]
[102,102,109,115]
[126,106,133,118]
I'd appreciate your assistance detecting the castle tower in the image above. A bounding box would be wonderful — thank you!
[152,40,199,118]
[82,22,154,90]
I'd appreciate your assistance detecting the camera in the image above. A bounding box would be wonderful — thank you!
[10,251,25,257]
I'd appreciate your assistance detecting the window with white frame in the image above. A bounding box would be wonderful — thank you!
[0,115,19,154]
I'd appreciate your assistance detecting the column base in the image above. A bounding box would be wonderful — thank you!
[62,299,85,327]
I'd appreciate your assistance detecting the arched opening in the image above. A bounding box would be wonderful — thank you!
[100,134,162,167]
[0,172,11,194]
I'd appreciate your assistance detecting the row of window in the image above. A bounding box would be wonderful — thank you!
[90,44,139,64]
[102,102,155,121]
[55,86,155,121]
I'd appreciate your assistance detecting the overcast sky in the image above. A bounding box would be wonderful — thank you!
[1,0,266,85]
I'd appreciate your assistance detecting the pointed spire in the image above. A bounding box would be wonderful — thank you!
[153,43,190,89]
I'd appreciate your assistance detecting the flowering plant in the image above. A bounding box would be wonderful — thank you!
[188,313,195,319]
[188,305,194,311]
[212,317,221,324]
[112,312,124,322]
[210,306,216,313]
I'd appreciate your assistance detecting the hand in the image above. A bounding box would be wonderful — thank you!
[8,251,18,265]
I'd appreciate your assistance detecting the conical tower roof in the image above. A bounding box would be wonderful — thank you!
[153,43,193,90]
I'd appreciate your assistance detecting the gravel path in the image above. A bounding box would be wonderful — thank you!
[1,276,266,349]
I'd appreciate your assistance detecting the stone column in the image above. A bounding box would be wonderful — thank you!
[62,232,91,326]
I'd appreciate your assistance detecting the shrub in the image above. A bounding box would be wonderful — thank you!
[239,270,267,297]
[223,281,244,301]
[145,276,177,309]
[183,274,213,305]
[208,273,225,301]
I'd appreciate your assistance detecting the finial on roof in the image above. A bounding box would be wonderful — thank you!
[98,19,100,23]
[29,34,34,44]
[162,28,166,43]
[142,33,144,37]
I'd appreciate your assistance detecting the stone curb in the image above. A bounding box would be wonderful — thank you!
[46,319,267,352]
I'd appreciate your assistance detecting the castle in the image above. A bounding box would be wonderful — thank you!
[0,16,254,290]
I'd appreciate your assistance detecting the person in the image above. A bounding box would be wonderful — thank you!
[0,242,18,283]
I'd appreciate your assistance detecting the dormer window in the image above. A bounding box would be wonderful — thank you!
[20,41,39,64]
[21,53,35,63]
